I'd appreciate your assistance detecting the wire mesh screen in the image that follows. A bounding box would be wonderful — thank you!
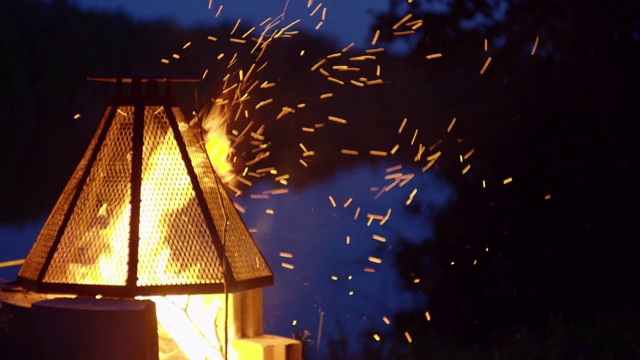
[137,106,225,286]
[175,107,273,282]
[43,106,134,285]
[18,107,120,282]
[17,82,273,295]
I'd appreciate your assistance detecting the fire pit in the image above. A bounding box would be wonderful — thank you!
[1,77,299,359]
[17,77,273,297]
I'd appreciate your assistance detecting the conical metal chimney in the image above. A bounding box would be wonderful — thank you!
[16,77,273,297]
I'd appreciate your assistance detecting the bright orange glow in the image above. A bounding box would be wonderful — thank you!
[372,234,387,243]
[69,104,239,359]
[202,102,235,184]
[404,331,413,343]
[149,294,228,359]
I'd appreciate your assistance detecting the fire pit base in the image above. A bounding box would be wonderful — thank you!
[1,292,39,358]
[32,297,158,360]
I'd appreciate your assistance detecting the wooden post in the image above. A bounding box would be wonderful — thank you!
[230,289,302,360]
[239,288,263,338]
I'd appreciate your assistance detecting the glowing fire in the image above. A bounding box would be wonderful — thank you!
[145,105,237,360]
[150,294,229,359]
[146,106,235,359]
[202,102,235,185]
[145,104,239,360]
[64,103,237,359]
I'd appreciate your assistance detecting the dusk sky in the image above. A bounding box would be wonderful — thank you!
[68,0,391,46]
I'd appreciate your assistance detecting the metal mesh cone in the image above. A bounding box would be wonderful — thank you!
[17,79,273,297]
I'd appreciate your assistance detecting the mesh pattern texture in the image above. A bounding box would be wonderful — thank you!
[137,106,225,286]
[18,97,272,295]
[175,108,272,281]
[43,106,133,285]
[19,107,115,281]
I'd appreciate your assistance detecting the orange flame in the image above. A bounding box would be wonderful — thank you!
[146,103,238,359]
[202,102,235,185]
[149,294,229,359]
[67,104,238,359]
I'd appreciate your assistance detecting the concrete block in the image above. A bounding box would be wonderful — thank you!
[232,334,302,360]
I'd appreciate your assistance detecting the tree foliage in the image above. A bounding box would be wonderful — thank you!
[370,0,640,357]
[0,0,408,223]
[0,0,193,222]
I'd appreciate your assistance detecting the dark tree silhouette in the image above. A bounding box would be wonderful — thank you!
[370,0,640,357]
